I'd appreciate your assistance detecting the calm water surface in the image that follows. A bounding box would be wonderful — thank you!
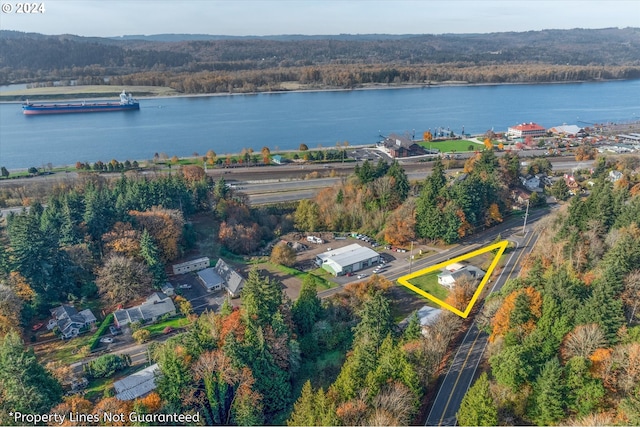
[0,80,638,169]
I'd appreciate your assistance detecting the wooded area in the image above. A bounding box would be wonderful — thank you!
[2,27,639,92]
[460,159,640,425]
[0,151,639,424]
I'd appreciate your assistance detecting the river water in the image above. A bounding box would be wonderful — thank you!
[0,80,638,169]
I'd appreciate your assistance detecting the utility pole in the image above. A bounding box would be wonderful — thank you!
[522,199,530,235]
[409,241,415,274]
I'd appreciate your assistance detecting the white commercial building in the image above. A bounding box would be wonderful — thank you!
[172,257,210,275]
[507,122,546,139]
[316,243,380,276]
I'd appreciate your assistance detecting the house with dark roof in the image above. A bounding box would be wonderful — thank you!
[113,292,176,328]
[214,259,246,298]
[48,305,97,339]
[382,133,426,158]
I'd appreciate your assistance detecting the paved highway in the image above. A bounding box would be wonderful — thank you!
[424,228,542,426]
[240,159,593,205]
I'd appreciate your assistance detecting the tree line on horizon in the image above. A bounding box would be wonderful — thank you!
[2,27,639,89]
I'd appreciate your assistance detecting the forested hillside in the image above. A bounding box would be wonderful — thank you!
[2,27,639,91]
[459,161,640,425]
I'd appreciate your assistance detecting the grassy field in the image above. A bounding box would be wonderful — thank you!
[418,139,482,153]
[407,271,449,301]
[272,264,336,291]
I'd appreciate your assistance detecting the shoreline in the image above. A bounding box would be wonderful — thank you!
[0,78,630,104]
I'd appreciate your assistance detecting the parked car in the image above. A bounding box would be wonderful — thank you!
[179,284,192,289]
[100,337,114,344]
[109,325,121,336]
[32,322,44,331]
[357,274,367,279]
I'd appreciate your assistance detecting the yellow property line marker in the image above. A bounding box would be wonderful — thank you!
[397,240,509,318]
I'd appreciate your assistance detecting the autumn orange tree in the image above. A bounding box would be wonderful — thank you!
[129,207,184,262]
[490,287,542,342]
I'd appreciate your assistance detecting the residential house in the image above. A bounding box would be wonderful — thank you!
[48,305,97,339]
[608,170,623,182]
[114,363,160,401]
[437,265,485,289]
[564,174,580,193]
[113,292,176,328]
[214,259,246,298]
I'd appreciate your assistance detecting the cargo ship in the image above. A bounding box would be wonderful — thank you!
[22,90,140,115]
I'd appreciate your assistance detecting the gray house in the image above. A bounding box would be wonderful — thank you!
[214,259,246,297]
[114,292,176,327]
[48,305,97,339]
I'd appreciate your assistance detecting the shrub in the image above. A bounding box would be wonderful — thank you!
[85,354,130,379]
[132,329,151,344]
[89,313,114,351]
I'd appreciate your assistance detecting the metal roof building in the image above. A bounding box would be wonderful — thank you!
[197,267,224,292]
[316,243,380,276]
[114,363,160,401]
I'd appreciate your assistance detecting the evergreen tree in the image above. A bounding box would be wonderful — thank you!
[139,229,166,288]
[403,311,422,342]
[565,356,606,416]
[292,275,322,336]
[356,159,375,184]
[0,331,62,425]
[287,380,316,426]
[241,269,283,327]
[528,358,566,425]
[550,178,570,201]
[353,290,393,352]
[387,160,410,207]
[456,372,498,426]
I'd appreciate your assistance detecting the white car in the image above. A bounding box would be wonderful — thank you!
[100,337,114,344]
[179,284,192,289]
[357,274,367,279]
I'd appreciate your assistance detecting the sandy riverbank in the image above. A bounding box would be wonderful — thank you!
[1,79,619,103]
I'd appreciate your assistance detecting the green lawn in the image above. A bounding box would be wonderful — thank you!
[407,271,450,301]
[273,264,337,291]
[418,139,482,153]
[142,317,190,337]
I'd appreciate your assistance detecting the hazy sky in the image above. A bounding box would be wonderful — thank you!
[1,0,638,37]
